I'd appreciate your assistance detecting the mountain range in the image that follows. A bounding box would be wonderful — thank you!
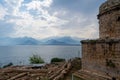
[0,36,83,46]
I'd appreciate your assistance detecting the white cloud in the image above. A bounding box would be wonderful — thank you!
[4,0,69,39]
[43,0,53,7]
[8,16,68,39]
[25,0,52,10]
[4,0,24,16]
[0,0,100,39]
[25,1,41,10]
[0,5,7,20]
[50,12,99,39]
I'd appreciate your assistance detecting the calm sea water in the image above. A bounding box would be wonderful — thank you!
[0,45,81,67]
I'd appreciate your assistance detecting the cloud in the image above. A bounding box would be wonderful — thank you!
[0,20,15,37]
[49,13,99,39]
[48,4,100,39]
[48,0,106,39]
[0,0,106,39]
[51,0,106,14]
[8,16,67,39]
[4,0,24,16]
[25,0,52,10]
[4,0,68,39]
[0,5,7,20]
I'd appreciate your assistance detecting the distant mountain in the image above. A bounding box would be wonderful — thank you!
[0,36,81,45]
[0,37,40,45]
[15,37,40,45]
[56,37,80,44]
[45,39,67,45]
[42,36,81,45]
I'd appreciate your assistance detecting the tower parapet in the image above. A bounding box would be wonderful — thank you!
[98,0,120,39]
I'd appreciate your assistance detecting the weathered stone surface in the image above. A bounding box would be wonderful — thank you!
[79,0,120,80]
[81,40,120,80]
[98,0,120,39]
[99,0,120,16]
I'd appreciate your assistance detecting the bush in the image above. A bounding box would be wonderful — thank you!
[29,54,44,64]
[3,62,13,68]
[51,57,65,63]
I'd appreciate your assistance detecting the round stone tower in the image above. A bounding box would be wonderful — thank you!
[98,0,120,39]
[77,0,120,80]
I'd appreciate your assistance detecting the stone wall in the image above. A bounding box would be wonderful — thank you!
[81,39,120,79]
[78,0,120,80]
[98,0,120,39]
[99,0,120,15]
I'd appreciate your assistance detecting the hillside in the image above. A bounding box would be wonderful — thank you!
[0,36,81,45]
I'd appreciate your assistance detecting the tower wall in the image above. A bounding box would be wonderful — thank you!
[79,0,120,80]
[99,9,120,39]
[98,0,120,39]
[81,40,120,79]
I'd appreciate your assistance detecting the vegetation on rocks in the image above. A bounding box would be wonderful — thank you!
[51,57,65,63]
[29,54,44,64]
[3,62,13,68]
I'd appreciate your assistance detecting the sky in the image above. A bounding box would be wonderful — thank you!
[0,0,106,39]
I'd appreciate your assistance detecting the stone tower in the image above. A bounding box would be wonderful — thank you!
[98,0,120,39]
[74,0,120,80]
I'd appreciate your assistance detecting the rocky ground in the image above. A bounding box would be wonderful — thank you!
[0,58,81,80]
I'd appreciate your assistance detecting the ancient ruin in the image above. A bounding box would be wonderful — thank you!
[0,61,72,80]
[74,0,120,80]
[0,58,81,80]
[98,0,120,39]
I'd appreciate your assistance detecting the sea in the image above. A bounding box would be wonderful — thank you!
[0,45,81,67]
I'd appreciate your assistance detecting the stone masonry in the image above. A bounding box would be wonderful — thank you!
[98,0,120,39]
[81,39,120,80]
[77,0,120,80]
